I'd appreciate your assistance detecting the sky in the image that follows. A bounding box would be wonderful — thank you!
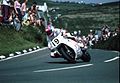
[51,0,119,3]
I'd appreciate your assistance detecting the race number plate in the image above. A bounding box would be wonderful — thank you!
[52,38,60,47]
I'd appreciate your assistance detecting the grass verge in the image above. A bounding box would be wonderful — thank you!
[0,25,47,56]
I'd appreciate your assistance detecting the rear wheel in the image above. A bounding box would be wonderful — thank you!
[81,52,91,62]
[59,44,76,63]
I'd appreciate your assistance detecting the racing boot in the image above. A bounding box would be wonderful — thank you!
[50,51,61,58]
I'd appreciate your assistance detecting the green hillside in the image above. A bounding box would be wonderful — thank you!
[48,1,119,35]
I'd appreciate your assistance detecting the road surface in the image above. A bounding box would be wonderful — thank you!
[0,49,119,83]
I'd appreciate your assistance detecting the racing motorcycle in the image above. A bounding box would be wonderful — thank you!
[48,32,91,63]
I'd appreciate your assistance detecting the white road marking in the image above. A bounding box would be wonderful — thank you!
[111,51,120,54]
[34,64,93,73]
[0,47,48,62]
[104,56,119,63]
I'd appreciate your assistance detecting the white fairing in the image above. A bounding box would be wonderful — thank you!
[48,32,83,59]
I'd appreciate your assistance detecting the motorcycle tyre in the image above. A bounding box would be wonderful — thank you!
[81,52,91,62]
[59,44,76,63]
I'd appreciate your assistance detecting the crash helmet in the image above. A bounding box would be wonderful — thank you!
[45,24,54,36]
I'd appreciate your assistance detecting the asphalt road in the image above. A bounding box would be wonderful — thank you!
[0,49,119,83]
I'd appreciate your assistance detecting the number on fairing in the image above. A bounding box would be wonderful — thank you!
[52,38,59,46]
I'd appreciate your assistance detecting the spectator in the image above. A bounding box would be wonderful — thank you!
[115,24,120,34]
[29,2,37,14]
[8,8,14,24]
[40,18,45,26]
[94,31,99,43]
[29,12,37,26]
[28,12,41,27]
[88,30,94,40]
[8,0,14,24]
[22,10,31,26]
[14,0,22,21]
[2,0,10,23]
[78,30,81,37]
[28,2,43,27]
[21,0,28,17]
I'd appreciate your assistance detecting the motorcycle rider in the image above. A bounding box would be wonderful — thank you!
[45,23,87,58]
[45,23,75,58]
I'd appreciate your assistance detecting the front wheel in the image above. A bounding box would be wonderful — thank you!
[59,44,76,63]
[81,52,91,62]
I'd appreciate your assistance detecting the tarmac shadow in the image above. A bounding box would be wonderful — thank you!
[47,61,84,64]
